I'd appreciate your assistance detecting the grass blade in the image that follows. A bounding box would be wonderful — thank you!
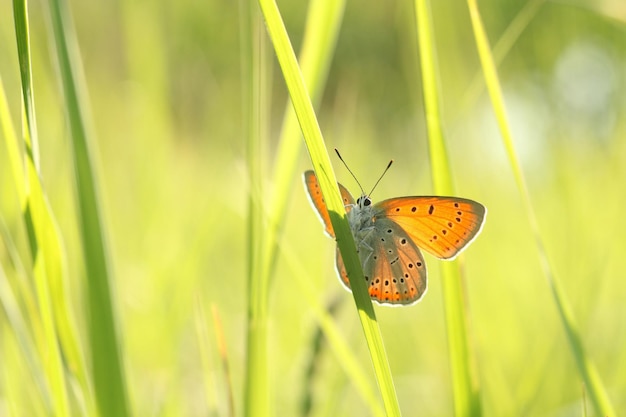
[243,0,344,415]
[262,0,345,306]
[257,0,401,415]
[242,2,271,416]
[12,1,73,414]
[211,305,236,417]
[466,1,616,415]
[277,240,386,417]
[12,0,97,412]
[46,0,130,415]
[462,0,545,110]
[414,1,482,416]
[0,260,51,412]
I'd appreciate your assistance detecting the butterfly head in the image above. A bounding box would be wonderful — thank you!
[335,149,393,211]
[356,195,372,209]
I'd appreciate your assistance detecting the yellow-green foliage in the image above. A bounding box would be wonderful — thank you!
[1,0,624,416]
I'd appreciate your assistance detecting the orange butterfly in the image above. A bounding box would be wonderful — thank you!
[304,169,486,306]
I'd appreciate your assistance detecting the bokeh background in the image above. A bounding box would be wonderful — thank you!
[1,0,625,415]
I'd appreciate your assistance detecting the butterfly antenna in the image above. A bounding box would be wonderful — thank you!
[368,159,393,197]
[335,148,365,194]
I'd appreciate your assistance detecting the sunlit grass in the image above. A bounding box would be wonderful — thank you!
[467,0,615,415]
[257,0,401,415]
[1,0,625,416]
[414,1,482,416]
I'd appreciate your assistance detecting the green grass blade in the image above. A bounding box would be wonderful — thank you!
[243,1,344,414]
[262,0,345,301]
[257,0,401,415]
[1,77,26,206]
[0,261,51,412]
[466,1,616,415]
[46,0,130,415]
[1,321,49,416]
[462,0,545,110]
[414,1,482,416]
[278,241,386,417]
[12,0,97,413]
[242,2,271,416]
[12,1,70,414]
[12,0,39,173]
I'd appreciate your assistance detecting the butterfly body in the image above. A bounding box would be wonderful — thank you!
[304,170,486,306]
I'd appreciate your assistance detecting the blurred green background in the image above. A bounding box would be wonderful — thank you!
[1,0,625,415]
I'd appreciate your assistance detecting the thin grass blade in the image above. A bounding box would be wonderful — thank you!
[241,0,272,415]
[46,0,130,415]
[12,1,74,414]
[245,1,344,410]
[262,0,345,303]
[466,1,616,415]
[0,262,51,411]
[413,1,482,416]
[278,240,386,417]
[462,0,545,110]
[257,0,401,415]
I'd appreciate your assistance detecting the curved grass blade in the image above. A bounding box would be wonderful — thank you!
[466,1,616,415]
[243,2,344,411]
[0,262,51,412]
[257,0,401,415]
[278,240,386,417]
[413,1,482,416]
[12,0,99,408]
[13,1,83,414]
[243,2,345,412]
[262,0,345,307]
[462,0,545,111]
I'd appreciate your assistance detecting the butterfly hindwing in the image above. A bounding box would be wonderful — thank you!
[335,217,427,305]
[374,196,486,260]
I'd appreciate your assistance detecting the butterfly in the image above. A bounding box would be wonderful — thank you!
[304,169,486,306]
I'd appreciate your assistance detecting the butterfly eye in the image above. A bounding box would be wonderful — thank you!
[363,198,371,206]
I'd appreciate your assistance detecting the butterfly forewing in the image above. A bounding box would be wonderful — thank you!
[375,196,486,260]
[304,170,355,238]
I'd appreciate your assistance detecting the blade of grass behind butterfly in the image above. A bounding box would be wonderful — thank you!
[0,261,51,411]
[13,1,75,414]
[247,2,344,410]
[261,0,345,301]
[241,1,271,416]
[257,1,401,415]
[246,2,344,411]
[46,0,130,415]
[17,4,101,414]
[0,77,45,341]
[461,0,544,113]
[414,1,482,416]
[1,65,53,414]
[465,1,616,415]
[1,321,50,416]
[276,236,386,417]
[194,300,236,417]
